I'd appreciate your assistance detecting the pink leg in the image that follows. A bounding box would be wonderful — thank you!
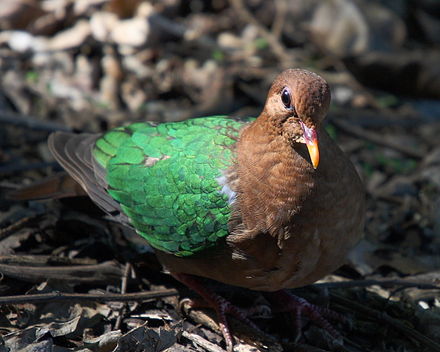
[174,275,345,348]
[174,273,262,351]
[265,289,344,339]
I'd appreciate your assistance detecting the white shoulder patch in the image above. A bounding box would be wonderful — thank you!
[216,174,237,205]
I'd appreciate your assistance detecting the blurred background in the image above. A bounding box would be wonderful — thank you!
[1,0,440,351]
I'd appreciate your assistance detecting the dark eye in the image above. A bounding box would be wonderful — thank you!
[281,87,291,109]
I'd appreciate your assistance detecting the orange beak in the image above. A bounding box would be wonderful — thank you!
[300,122,319,169]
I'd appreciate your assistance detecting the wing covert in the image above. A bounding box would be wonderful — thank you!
[93,116,251,256]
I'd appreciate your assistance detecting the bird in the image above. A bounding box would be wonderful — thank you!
[11,69,365,350]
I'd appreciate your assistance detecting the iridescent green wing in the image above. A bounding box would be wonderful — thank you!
[93,116,253,256]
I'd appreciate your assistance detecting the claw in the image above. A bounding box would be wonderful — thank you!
[265,289,344,340]
[174,273,263,351]
[174,275,346,349]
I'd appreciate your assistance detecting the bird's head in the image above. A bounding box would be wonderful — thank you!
[262,69,331,169]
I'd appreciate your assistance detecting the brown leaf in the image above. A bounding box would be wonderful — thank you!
[113,323,176,352]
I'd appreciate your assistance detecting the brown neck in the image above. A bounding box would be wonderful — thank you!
[254,111,287,137]
[235,117,315,236]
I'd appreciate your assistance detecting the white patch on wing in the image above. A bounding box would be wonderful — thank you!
[144,154,170,167]
[216,174,237,205]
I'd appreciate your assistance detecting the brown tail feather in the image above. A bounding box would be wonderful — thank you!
[46,132,130,226]
[7,173,87,201]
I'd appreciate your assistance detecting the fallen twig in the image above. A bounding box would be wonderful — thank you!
[313,277,440,290]
[0,288,178,305]
[0,161,59,175]
[230,0,292,66]
[332,118,424,159]
[0,111,72,132]
[115,262,132,330]
[271,0,287,40]
[0,214,43,240]
[0,261,125,284]
[328,107,425,128]
[182,331,226,352]
[331,292,440,352]
[0,254,96,266]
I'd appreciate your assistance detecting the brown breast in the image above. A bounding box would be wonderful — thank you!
[156,122,365,292]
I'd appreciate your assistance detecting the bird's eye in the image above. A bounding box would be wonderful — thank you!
[281,87,292,109]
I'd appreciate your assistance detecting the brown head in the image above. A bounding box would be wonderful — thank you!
[261,69,331,169]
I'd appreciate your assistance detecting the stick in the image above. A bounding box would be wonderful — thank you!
[230,0,291,65]
[0,214,43,240]
[0,254,96,266]
[0,111,72,132]
[328,108,424,128]
[115,262,132,330]
[0,161,59,175]
[182,331,226,352]
[0,288,178,305]
[331,293,440,352]
[271,0,287,40]
[332,118,424,159]
[0,261,124,283]
[313,278,440,290]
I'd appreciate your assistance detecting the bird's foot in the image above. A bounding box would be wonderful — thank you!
[174,273,262,351]
[174,275,344,349]
[265,289,344,341]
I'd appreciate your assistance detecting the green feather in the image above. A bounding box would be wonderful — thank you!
[93,116,253,256]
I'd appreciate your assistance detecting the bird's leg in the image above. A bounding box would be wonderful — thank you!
[173,273,261,351]
[265,289,345,340]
